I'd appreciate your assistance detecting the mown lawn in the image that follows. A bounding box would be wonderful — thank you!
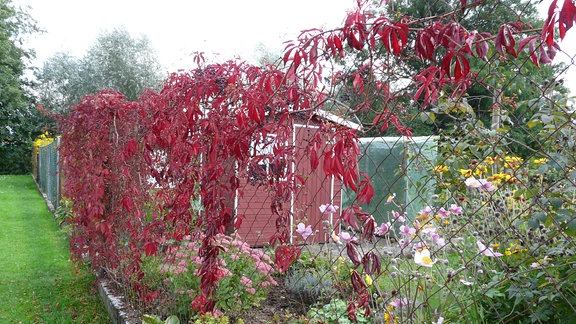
[0,175,109,323]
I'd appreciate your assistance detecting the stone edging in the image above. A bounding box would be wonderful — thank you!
[98,280,136,324]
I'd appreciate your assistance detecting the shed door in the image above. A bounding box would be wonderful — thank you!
[291,124,341,244]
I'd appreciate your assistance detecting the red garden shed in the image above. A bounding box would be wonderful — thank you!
[234,110,361,246]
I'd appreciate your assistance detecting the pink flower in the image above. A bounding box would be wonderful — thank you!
[420,227,437,235]
[330,231,341,244]
[437,207,450,218]
[477,241,503,257]
[210,310,224,318]
[431,232,446,247]
[449,204,463,215]
[413,241,427,250]
[338,231,356,243]
[240,276,253,287]
[398,239,412,249]
[465,177,482,188]
[295,222,313,239]
[479,179,496,191]
[466,178,496,191]
[399,225,416,237]
[259,281,272,287]
[217,267,232,279]
[255,262,274,275]
[392,210,405,223]
[319,203,339,214]
[419,206,434,217]
[375,222,391,236]
[246,287,256,295]
[389,297,409,308]
[398,238,411,248]
[173,266,187,274]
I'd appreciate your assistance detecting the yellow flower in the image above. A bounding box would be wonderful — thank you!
[484,156,496,165]
[384,313,394,324]
[460,169,473,177]
[493,243,500,249]
[33,132,56,154]
[364,274,373,286]
[433,165,449,173]
[504,249,512,256]
[533,158,547,165]
[504,156,523,169]
[473,164,488,177]
[488,173,512,183]
[384,307,398,324]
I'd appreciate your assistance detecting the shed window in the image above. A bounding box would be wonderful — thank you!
[248,133,286,185]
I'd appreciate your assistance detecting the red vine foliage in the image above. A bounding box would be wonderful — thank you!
[59,59,363,312]
[59,0,574,318]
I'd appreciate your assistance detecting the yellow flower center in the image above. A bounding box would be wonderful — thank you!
[422,256,433,265]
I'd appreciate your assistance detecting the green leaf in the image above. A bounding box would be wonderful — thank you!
[165,315,181,324]
[485,288,504,298]
[528,212,547,228]
[541,114,554,124]
[526,120,540,128]
[142,314,164,324]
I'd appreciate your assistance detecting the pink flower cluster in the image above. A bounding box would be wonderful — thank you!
[465,177,496,191]
[162,232,278,296]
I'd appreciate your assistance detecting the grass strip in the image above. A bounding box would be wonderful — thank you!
[0,175,109,323]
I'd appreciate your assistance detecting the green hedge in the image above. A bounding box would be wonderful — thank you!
[0,144,32,175]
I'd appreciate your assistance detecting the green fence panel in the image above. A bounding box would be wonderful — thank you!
[343,136,438,226]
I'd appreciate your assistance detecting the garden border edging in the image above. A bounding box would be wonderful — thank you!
[98,279,136,324]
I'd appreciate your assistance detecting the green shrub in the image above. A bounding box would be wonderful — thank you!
[285,268,334,305]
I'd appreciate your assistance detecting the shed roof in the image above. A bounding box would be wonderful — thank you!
[313,109,363,131]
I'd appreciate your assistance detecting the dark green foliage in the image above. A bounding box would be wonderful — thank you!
[0,0,51,174]
[0,143,31,174]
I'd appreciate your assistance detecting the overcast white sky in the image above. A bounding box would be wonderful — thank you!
[14,0,355,71]
[11,0,576,94]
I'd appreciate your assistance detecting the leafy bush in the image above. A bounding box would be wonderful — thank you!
[0,144,32,175]
[141,233,277,320]
[307,299,368,324]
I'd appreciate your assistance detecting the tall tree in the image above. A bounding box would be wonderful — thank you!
[35,27,164,113]
[329,0,566,145]
[0,0,46,174]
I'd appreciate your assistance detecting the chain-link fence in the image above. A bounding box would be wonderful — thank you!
[34,137,60,211]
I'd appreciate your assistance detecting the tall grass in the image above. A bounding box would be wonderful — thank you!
[0,175,109,323]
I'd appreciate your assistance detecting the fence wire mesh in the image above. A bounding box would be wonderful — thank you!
[280,52,576,324]
[35,138,60,211]
[35,1,576,323]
